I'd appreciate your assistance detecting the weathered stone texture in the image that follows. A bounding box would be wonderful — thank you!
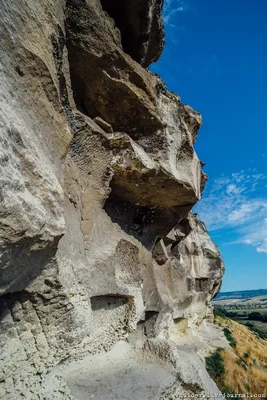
[0,0,224,398]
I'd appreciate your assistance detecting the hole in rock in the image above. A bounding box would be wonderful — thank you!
[152,240,168,265]
[91,294,129,311]
[168,317,189,339]
[173,317,188,333]
[104,191,180,250]
[90,294,135,342]
[100,0,150,64]
[194,278,211,293]
[145,310,159,321]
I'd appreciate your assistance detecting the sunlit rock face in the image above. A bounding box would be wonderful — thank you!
[0,0,224,398]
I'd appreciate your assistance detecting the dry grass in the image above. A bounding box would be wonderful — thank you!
[215,316,267,394]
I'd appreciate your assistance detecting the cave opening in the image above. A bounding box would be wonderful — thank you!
[104,189,179,250]
[100,0,147,64]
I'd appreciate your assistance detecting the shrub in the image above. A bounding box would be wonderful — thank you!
[214,306,227,318]
[205,350,225,379]
[248,312,263,321]
[223,327,237,347]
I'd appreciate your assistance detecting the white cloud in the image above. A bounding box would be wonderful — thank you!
[257,238,267,254]
[163,0,187,24]
[228,218,267,253]
[195,169,267,254]
[226,184,244,195]
[228,201,267,224]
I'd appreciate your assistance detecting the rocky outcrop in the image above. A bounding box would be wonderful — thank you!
[99,0,164,67]
[0,0,224,398]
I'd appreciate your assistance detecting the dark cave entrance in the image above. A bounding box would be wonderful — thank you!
[100,0,148,64]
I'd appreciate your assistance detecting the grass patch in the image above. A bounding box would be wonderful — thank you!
[214,316,267,394]
[236,358,247,370]
[205,350,224,380]
[243,351,250,358]
[243,321,267,340]
[223,327,237,347]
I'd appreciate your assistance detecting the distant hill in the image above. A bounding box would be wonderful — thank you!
[214,289,267,301]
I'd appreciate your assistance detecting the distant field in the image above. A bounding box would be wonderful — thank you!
[214,296,267,306]
[213,292,267,310]
[234,318,267,334]
[214,297,267,340]
[252,321,267,334]
[226,308,267,313]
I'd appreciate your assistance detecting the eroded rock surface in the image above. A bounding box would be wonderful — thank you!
[0,0,224,398]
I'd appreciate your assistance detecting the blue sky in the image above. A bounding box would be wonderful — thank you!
[151,0,267,291]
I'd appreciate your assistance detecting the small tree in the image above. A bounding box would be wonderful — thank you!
[248,312,263,321]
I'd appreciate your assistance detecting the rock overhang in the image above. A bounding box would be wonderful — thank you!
[0,0,225,398]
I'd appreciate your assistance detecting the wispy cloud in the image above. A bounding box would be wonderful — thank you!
[228,218,267,254]
[195,169,267,253]
[257,237,267,253]
[163,0,188,24]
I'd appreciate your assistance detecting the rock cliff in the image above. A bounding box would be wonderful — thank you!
[0,0,224,398]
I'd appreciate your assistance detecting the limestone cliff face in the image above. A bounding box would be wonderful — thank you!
[0,1,224,398]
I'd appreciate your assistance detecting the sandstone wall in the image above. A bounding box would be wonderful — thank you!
[0,1,224,398]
